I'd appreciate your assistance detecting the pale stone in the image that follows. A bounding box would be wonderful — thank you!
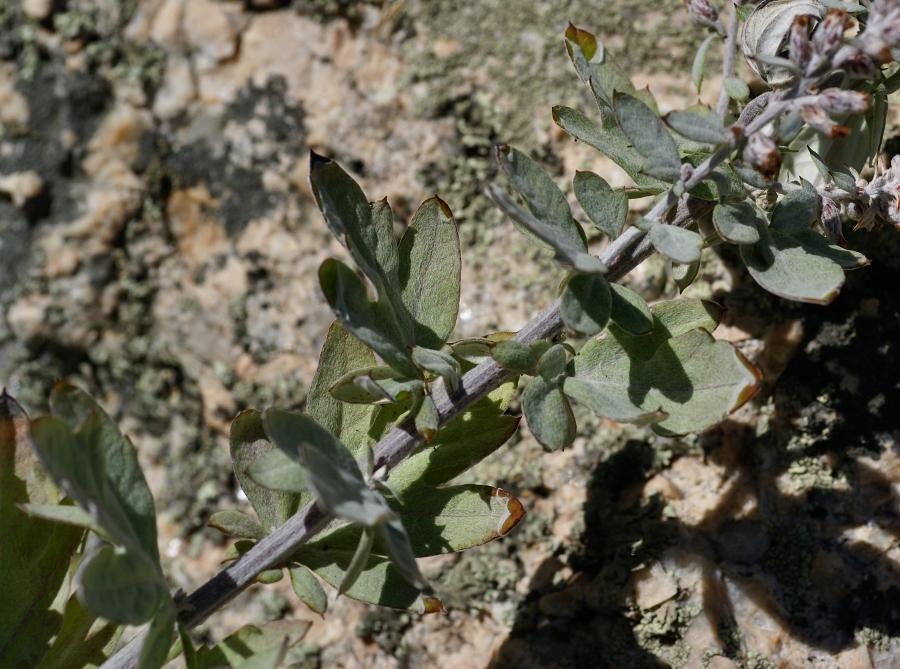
[835,644,874,669]
[183,0,238,68]
[633,561,679,610]
[21,0,52,20]
[726,575,785,657]
[7,295,49,341]
[0,171,43,208]
[148,0,185,52]
[0,64,29,125]
[707,657,740,669]
[153,55,196,120]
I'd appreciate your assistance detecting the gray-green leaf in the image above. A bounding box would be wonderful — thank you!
[573,170,628,240]
[609,283,653,334]
[613,92,682,181]
[650,224,704,264]
[495,146,587,251]
[318,258,418,378]
[208,511,266,540]
[397,197,461,349]
[560,273,612,337]
[263,409,393,527]
[289,565,328,616]
[523,377,577,452]
[492,340,538,373]
[664,110,726,144]
[713,201,764,245]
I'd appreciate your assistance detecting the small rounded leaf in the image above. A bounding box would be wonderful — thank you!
[492,340,538,373]
[561,274,612,337]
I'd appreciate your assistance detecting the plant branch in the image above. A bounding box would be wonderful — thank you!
[716,1,740,119]
[102,191,709,669]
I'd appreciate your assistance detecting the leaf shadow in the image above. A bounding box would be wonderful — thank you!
[487,225,900,666]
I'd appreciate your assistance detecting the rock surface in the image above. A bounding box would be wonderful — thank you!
[1,1,900,668]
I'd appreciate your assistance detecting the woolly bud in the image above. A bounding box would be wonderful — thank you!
[684,0,721,31]
[833,46,881,79]
[860,32,894,64]
[820,196,846,246]
[818,88,870,115]
[812,9,849,59]
[799,104,849,138]
[789,14,812,70]
[742,133,781,181]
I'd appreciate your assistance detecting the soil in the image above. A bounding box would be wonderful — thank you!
[1,1,899,668]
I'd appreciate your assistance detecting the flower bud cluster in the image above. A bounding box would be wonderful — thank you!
[848,155,900,231]
[857,0,900,64]
[797,88,870,137]
[743,132,782,181]
[684,0,725,35]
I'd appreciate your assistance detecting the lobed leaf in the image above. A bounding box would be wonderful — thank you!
[552,105,667,192]
[488,186,607,274]
[194,621,310,669]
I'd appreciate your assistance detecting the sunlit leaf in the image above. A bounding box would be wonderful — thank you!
[413,395,439,442]
[492,340,537,373]
[552,105,667,192]
[613,92,681,181]
[377,517,425,589]
[398,197,461,350]
[664,110,726,144]
[488,186,606,274]
[329,366,422,404]
[650,224,704,264]
[771,185,820,234]
[573,170,628,240]
[208,511,266,540]
[263,409,392,527]
[289,565,327,616]
[692,33,718,92]
[565,299,761,435]
[496,146,587,251]
[1,391,86,669]
[412,346,460,393]
[524,377,576,452]
[194,621,310,669]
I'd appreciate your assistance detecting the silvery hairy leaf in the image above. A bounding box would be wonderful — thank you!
[741,0,826,87]
[613,92,682,182]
